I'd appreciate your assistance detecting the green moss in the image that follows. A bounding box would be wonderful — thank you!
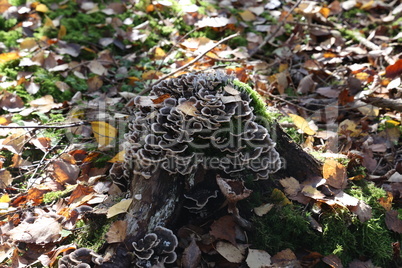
[43,187,74,203]
[74,217,111,252]
[0,30,22,48]
[8,0,26,5]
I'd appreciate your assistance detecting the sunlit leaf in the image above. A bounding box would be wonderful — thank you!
[108,150,125,163]
[0,194,10,203]
[35,3,49,12]
[154,47,166,60]
[107,198,133,218]
[44,15,54,27]
[216,241,246,263]
[58,25,66,39]
[288,114,316,135]
[385,59,402,79]
[91,121,117,147]
[323,158,347,189]
[0,169,13,189]
[0,51,20,64]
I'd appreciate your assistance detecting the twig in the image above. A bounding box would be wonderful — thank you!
[139,32,240,96]
[363,97,402,113]
[0,121,88,129]
[249,0,302,57]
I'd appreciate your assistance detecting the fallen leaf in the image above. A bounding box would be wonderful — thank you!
[91,121,117,147]
[254,203,274,216]
[210,215,237,245]
[322,254,343,268]
[58,25,66,39]
[35,3,49,12]
[26,188,49,205]
[7,217,61,244]
[288,114,316,135]
[52,159,80,185]
[108,150,125,163]
[385,59,402,79]
[215,241,245,263]
[88,60,107,76]
[154,47,166,60]
[107,198,133,218]
[239,10,256,21]
[297,74,316,94]
[181,238,202,268]
[271,188,292,205]
[2,129,27,154]
[349,200,372,222]
[68,184,93,204]
[279,177,301,197]
[0,91,25,112]
[302,185,325,199]
[323,159,347,189]
[105,220,127,243]
[177,100,198,116]
[385,210,402,233]
[246,249,271,268]
[379,192,393,211]
[0,51,20,64]
[151,93,171,104]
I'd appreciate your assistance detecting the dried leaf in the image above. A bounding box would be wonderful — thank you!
[2,129,27,154]
[239,10,256,21]
[107,198,133,218]
[181,238,202,268]
[105,220,127,243]
[297,74,316,94]
[7,217,61,244]
[279,177,301,197]
[91,121,117,147]
[323,159,347,189]
[58,25,66,39]
[271,188,292,205]
[322,254,343,268]
[52,159,80,185]
[154,47,166,60]
[108,150,125,163]
[68,184,93,204]
[88,60,107,76]
[152,93,171,104]
[302,185,325,199]
[87,76,103,92]
[379,192,393,211]
[254,203,274,216]
[0,91,24,112]
[288,114,316,135]
[177,100,198,116]
[385,210,402,233]
[0,169,13,189]
[215,241,245,263]
[210,215,237,246]
[349,200,372,222]
[246,249,271,268]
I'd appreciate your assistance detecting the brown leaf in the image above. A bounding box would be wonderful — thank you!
[1,129,27,154]
[0,91,24,112]
[271,248,299,267]
[87,76,103,92]
[7,217,62,244]
[279,177,301,197]
[181,238,202,268]
[322,254,343,268]
[385,59,402,79]
[210,215,237,246]
[323,158,347,189]
[105,220,127,243]
[26,188,49,205]
[379,192,393,211]
[0,169,13,189]
[385,210,402,233]
[151,93,171,104]
[68,184,93,205]
[215,241,246,263]
[52,159,80,185]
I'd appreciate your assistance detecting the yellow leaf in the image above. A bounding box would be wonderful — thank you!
[44,15,54,27]
[107,199,133,218]
[35,3,49,12]
[278,63,288,72]
[0,194,10,203]
[154,47,166,60]
[239,10,256,22]
[0,51,20,64]
[108,150,125,163]
[20,38,37,50]
[288,114,316,135]
[271,188,291,206]
[323,158,347,189]
[58,25,66,40]
[142,70,163,80]
[91,121,117,147]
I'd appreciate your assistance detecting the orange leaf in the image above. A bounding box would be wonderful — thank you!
[338,89,354,105]
[379,192,393,211]
[319,7,330,18]
[385,59,402,79]
[323,158,347,189]
[52,159,80,185]
[68,184,93,205]
[0,51,20,64]
[152,93,171,104]
[27,188,49,205]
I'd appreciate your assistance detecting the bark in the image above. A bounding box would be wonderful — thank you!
[124,123,322,236]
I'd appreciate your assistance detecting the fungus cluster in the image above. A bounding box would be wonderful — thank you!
[125,72,281,180]
[132,226,178,268]
[58,248,104,268]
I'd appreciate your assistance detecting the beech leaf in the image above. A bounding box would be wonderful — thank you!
[107,198,133,218]
[91,121,117,147]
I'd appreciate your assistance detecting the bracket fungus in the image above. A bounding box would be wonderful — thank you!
[124,72,281,181]
[132,226,178,268]
[58,247,104,268]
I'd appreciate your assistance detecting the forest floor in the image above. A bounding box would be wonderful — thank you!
[1,0,402,267]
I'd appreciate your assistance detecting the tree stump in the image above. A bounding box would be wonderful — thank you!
[100,72,322,267]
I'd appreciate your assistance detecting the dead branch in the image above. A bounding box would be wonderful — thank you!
[0,121,88,129]
[363,97,402,113]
